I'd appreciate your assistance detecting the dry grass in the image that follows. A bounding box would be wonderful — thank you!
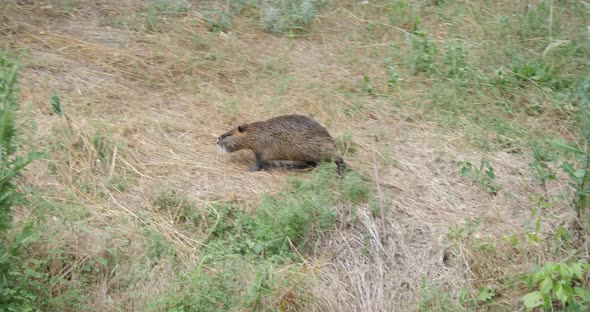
[2,0,588,311]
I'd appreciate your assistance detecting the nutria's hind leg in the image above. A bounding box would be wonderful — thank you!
[249,153,265,172]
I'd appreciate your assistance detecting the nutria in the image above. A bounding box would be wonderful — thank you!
[216,114,346,175]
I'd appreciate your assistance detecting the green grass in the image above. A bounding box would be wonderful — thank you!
[152,164,371,311]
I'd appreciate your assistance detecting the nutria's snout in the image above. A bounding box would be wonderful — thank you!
[216,136,224,153]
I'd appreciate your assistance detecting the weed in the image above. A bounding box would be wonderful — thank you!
[153,189,201,228]
[492,66,518,91]
[521,261,590,311]
[154,256,312,311]
[559,75,590,222]
[336,131,356,156]
[91,133,114,165]
[252,165,339,255]
[416,278,465,312]
[362,75,374,95]
[201,165,347,258]
[446,218,482,244]
[261,6,286,34]
[387,0,420,31]
[384,57,401,88]
[143,227,175,261]
[49,95,74,133]
[529,143,557,198]
[203,8,232,33]
[443,42,474,81]
[511,59,570,91]
[0,52,42,311]
[229,0,258,14]
[519,1,559,40]
[408,30,438,75]
[106,175,133,192]
[549,123,589,223]
[141,0,191,32]
[261,0,325,34]
[340,171,370,203]
[524,208,543,245]
[458,158,501,195]
[378,148,398,167]
[475,286,497,304]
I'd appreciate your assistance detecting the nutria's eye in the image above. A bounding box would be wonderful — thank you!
[238,124,248,133]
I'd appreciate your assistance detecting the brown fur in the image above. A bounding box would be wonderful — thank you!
[216,114,345,174]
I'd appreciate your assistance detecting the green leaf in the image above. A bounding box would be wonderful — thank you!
[553,283,564,302]
[527,232,539,243]
[460,166,470,176]
[477,286,496,302]
[534,217,541,233]
[574,287,590,300]
[550,138,583,155]
[543,263,556,274]
[574,169,586,179]
[559,264,573,282]
[554,283,573,304]
[14,224,32,246]
[542,292,552,309]
[571,263,584,280]
[554,225,569,241]
[50,94,63,116]
[523,291,545,310]
[539,277,553,294]
[563,162,582,184]
[486,166,495,179]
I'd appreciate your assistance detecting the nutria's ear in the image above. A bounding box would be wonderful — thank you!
[238,124,248,133]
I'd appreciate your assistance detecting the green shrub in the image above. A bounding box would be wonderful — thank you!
[408,30,438,75]
[511,59,570,91]
[203,8,232,33]
[522,262,590,311]
[0,52,43,311]
[261,0,325,34]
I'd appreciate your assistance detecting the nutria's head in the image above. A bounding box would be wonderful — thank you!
[216,123,253,154]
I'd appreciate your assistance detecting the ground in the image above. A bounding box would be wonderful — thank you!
[1,0,589,311]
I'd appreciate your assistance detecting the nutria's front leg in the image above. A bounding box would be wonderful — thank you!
[249,153,264,172]
[335,158,346,177]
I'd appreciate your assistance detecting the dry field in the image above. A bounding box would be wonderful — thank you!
[1,0,589,311]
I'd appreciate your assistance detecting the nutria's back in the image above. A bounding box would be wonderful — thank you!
[216,114,345,174]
